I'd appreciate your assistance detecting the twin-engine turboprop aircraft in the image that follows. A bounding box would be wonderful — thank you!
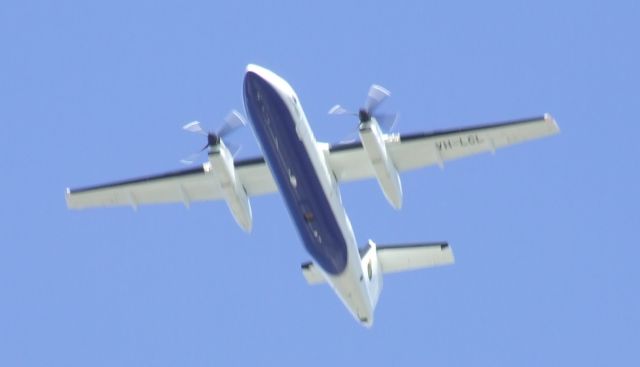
[66,64,559,326]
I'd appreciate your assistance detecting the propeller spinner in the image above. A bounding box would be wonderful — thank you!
[181,110,246,164]
[328,84,398,130]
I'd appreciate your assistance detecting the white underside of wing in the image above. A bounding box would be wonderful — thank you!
[66,160,277,210]
[393,114,559,171]
[327,114,559,182]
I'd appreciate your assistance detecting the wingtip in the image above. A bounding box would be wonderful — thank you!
[65,187,75,209]
[544,113,560,133]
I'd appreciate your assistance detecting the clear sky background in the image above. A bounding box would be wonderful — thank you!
[1,1,639,366]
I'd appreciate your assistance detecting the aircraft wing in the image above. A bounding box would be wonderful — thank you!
[327,114,559,182]
[66,157,276,209]
[67,114,557,209]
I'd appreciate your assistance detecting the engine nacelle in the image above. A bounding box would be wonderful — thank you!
[207,142,253,232]
[359,118,403,209]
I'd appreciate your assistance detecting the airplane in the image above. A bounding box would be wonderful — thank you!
[66,64,559,327]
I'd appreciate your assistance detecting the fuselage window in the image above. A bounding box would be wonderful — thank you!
[367,260,373,280]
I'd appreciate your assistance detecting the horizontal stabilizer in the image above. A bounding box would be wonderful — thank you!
[301,241,453,285]
[301,262,326,285]
[377,242,453,273]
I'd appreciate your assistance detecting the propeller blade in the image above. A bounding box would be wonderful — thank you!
[328,104,352,116]
[180,151,202,165]
[181,110,246,165]
[217,110,247,138]
[339,130,360,144]
[374,112,399,131]
[183,121,207,135]
[227,142,243,157]
[365,84,390,113]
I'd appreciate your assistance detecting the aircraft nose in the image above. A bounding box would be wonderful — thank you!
[243,64,280,130]
[243,64,294,125]
[243,66,267,101]
[244,64,271,87]
[246,63,268,76]
[244,64,287,90]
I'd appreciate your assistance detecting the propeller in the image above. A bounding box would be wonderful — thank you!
[328,84,398,131]
[181,110,246,164]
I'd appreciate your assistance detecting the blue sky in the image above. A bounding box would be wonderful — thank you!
[1,1,639,366]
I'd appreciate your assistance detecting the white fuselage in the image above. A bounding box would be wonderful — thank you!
[243,65,375,326]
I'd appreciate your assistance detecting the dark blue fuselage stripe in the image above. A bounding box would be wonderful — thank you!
[243,72,348,275]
